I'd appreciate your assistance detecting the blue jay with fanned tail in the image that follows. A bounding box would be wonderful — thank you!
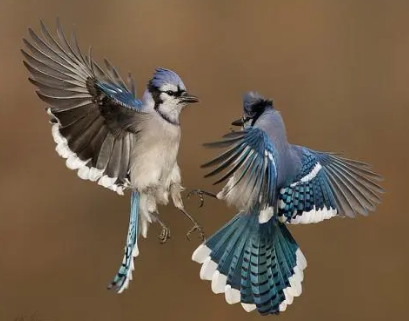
[189,91,383,315]
[21,20,204,293]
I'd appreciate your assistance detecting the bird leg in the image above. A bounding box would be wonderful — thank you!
[187,189,218,208]
[179,208,206,241]
[169,183,206,241]
[151,213,171,244]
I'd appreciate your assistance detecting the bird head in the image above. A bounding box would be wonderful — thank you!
[146,68,199,124]
[231,91,274,128]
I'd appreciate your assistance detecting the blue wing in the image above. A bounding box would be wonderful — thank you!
[94,58,143,111]
[96,81,142,110]
[278,146,384,224]
[22,20,146,194]
[202,128,278,210]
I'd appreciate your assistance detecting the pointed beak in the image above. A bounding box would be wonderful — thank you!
[231,118,244,126]
[180,92,199,104]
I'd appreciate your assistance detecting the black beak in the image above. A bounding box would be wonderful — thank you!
[180,92,199,103]
[231,118,244,126]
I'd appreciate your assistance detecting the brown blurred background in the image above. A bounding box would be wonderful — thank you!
[0,0,408,320]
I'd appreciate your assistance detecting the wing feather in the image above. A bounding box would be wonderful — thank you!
[22,20,143,194]
[278,147,383,224]
[202,128,277,211]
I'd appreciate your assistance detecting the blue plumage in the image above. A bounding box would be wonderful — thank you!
[108,192,140,292]
[277,148,337,223]
[96,81,143,110]
[192,91,383,315]
[23,20,202,294]
[202,127,277,211]
[193,211,304,315]
[150,67,186,90]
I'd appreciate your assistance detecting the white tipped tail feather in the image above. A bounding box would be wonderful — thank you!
[116,241,139,294]
[192,243,307,314]
[225,285,241,304]
[192,244,212,264]
[278,249,307,311]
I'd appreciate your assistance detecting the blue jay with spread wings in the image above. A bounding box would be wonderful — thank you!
[190,91,383,315]
[22,20,204,293]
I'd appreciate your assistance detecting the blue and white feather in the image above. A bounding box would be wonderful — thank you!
[23,20,199,294]
[192,91,383,315]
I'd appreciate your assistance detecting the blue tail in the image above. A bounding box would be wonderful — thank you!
[192,212,307,315]
[108,191,140,293]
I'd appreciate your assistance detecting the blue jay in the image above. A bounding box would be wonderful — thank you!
[21,20,204,293]
[190,91,383,315]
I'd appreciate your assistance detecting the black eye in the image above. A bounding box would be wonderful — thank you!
[166,90,175,96]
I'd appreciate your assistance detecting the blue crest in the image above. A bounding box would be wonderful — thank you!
[150,68,186,90]
[243,91,273,116]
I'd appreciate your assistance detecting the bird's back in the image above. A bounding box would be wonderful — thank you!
[253,109,301,189]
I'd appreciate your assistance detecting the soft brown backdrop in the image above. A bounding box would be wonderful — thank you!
[0,0,408,320]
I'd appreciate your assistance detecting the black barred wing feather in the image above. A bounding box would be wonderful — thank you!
[22,20,145,194]
[278,146,384,224]
[202,128,278,211]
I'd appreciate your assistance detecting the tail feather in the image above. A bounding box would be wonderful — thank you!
[239,237,254,305]
[206,214,242,250]
[248,231,285,315]
[108,191,140,293]
[192,212,307,315]
[197,214,245,282]
[215,215,250,276]
[226,226,249,295]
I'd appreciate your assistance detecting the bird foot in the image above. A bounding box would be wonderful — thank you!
[186,223,205,241]
[158,226,171,244]
[187,189,216,208]
[187,189,205,207]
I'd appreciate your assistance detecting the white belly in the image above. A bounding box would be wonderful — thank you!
[128,116,181,239]
[129,116,181,193]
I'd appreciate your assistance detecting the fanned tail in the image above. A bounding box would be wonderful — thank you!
[192,212,307,315]
[108,191,140,293]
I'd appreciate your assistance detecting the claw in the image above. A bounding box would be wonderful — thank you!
[187,189,206,208]
[158,226,171,244]
[186,224,206,241]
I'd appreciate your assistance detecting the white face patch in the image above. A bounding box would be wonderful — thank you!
[157,92,184,125]
[159,84,183,107]
[156,83,188,124]
[243,118,252,129]
[159,92,179,102]
[160,83,178,93]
